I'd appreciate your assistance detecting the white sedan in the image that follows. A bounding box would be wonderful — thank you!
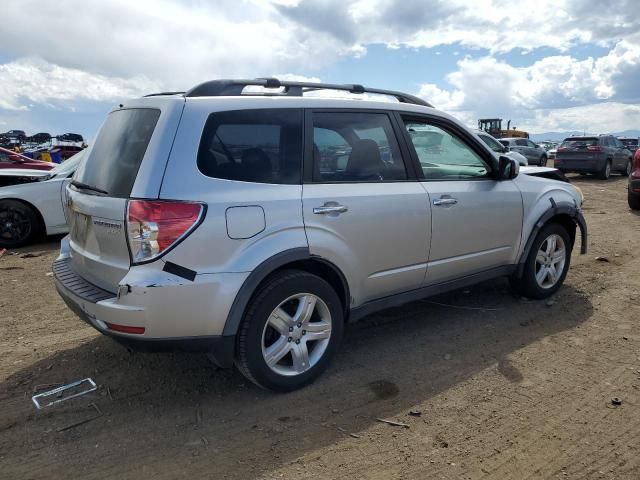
[0,151,84,248]
[474,129,529,166]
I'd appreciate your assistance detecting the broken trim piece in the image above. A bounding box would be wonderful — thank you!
[162,261,196,281]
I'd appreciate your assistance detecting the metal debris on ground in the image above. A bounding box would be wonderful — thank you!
[20,252,42,259]
[56,415,100,432]
[611,397,623,406]
[31,378,97,409]
[408,410,422,417]
[595,256,610,262]
[376,418,410,428]
[0,248,6,258]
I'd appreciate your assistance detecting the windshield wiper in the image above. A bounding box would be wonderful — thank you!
[71,180,108,195]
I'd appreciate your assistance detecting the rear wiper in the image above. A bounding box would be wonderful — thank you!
[71,180,108,195]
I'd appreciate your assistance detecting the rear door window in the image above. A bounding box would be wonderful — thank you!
[74,108,160,198]
[311,112,406,182]
[515,139,528,146]
[197,109,302,184]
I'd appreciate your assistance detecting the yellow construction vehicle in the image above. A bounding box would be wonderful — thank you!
[478,118,529,139]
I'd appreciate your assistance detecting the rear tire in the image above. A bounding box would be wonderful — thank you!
[621,160,632,177]
[235,270,344,392]
[599,160,612,180]
[0,200,41,248]
[539,155,547,167]
[510,223,572,299]
[629,190,640,210]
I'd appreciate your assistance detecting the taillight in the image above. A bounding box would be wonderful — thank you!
[127,199,205,264]
[557,147,568,152]
[587,145,602,152]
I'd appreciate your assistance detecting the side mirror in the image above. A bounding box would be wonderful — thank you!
[502,145,509,153]
[497,155,519,180]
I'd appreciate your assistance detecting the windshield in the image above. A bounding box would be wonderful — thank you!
[479,134,504,153]
[49,150,85,177]
[620,139,638,147]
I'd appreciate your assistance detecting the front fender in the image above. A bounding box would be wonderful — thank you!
[515,198,587,277]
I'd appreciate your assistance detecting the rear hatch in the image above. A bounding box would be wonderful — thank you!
[556,137,602,160]
[556,137,601,165]
[65,97,184,292]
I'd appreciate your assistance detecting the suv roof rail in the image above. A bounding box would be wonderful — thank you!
[183,78,433,107]
[144,91,185,97]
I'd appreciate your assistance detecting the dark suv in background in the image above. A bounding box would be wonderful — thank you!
[619,137,639,154]
[555,135,633,179]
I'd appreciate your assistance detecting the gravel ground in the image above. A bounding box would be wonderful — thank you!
[1,174,639,479]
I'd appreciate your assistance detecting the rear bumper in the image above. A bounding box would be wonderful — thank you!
[53,247,248,367]
[555,157,604,172]
[55,278,233,363]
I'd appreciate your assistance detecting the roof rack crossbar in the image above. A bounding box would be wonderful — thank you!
[184,78,432,107]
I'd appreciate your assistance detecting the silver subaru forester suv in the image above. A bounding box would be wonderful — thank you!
[54,79,587,391]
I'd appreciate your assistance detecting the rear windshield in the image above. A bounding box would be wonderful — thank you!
[620,138,638,146]
[561,137,598,147]
[74,108,160,197]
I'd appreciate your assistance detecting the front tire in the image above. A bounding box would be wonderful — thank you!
[629,190,640,210]
[0,200,41,248]
[510,224,572,299]
[235,270,344,392]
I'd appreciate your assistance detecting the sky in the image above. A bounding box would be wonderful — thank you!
[0,0,639,140]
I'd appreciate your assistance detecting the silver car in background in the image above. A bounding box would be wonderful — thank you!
[475,129,528,166]
[54,78,587,391]
[499,138,548,166]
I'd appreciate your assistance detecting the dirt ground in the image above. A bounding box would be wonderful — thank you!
[1,174,639,479]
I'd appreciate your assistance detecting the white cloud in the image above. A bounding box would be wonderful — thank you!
[418,40,640,132]
[529,102,640,134]
[0,57,159,111]
[0,0,639,133]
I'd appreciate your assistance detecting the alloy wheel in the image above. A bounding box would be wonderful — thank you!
[261,293,332,376]
[535,234,566,289]
[0,206,31,244]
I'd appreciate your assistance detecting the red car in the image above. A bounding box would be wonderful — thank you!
[0,146,54,171]
[629,148,640,210]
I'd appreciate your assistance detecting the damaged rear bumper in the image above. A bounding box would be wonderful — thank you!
[53,253,247,367]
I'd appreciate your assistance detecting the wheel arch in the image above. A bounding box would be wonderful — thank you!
[222,248,350,337]
[515,199,587,278]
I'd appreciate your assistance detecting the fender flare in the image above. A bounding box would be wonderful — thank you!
[515,198,587,278]
[221,247,350,337]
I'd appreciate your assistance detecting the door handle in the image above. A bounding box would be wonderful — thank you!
[433,197,458,206]
[313,205,348,215]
